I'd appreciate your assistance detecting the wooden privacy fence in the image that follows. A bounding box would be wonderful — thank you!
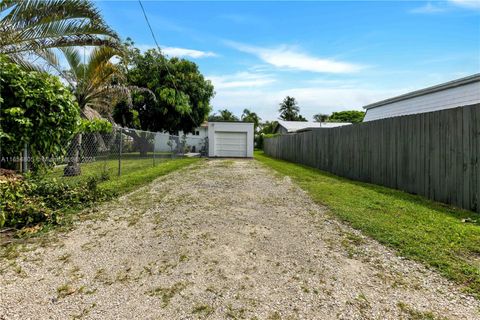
[264,104,480,213]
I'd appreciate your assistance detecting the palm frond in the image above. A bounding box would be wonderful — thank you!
[2,0,104,30]
[0,0,16,13]
[0,35,119,54]
[2,52,43,71]
[0,0,119,68]
[33,47,59,66]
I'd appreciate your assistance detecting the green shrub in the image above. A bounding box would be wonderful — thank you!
[263,133,280,138]
[0,55,80,171]
[31,176,111,210]
[0,174,112,229]
[257,133,280,149]
[79,118,113,133]
[0,176,53,228]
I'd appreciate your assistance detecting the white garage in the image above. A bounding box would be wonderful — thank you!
[208,122,254,158]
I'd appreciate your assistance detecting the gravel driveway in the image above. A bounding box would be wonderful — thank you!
[1,159,479,320]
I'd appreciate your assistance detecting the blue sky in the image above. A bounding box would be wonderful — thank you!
[96,0,480,121]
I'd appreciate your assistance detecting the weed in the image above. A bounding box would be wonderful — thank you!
[192,304,214,316]
[267,312,282,320]
[146,282,188,308]
[0,244,19,260]
[179,253,189,262]
[397,301,444,320]
[225,304,246,319]
[57,253,71,263]
[57,283,76,298]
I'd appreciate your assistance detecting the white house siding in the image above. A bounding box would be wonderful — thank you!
[364,81,480,122]
[154,133,172,153]
[178,127,208,153]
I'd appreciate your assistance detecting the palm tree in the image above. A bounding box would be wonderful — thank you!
[313,113,329,122]
[208,109,239,122]
[278,96,300,121]
[61,46,128,115]
[241,109,261,132]
[278,96,307,121]
[60,46,150,176]
[0,0,119,69]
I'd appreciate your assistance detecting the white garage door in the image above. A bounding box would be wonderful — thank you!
[214,131,247,157]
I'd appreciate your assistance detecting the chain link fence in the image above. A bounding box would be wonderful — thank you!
[14,127,207,181]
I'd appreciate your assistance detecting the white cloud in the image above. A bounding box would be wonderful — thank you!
[449,0,480,9]
[162,46,217,58]
[211,86,404,121]
[225,41,364,74]
[410,2,446,14]
[137,44,217,58]
[207,72,276,89]
[412,0,480,13]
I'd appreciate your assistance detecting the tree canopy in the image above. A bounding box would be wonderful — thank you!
[278,96,307,121]
[208,109,239,122]
[118,46,214,134]
[328,110,365,123]
[241,109,261,130]
[313,113,329,122]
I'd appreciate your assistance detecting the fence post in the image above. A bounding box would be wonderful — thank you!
[118,129,122,176]
[22,142,28,173]
[153,132,156,167]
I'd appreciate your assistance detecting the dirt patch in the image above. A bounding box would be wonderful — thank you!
[0,159,478,319]
[0,168,18,177]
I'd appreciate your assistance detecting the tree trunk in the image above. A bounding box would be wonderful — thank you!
[131,133,150,157]
[138,137,150,157]
[64,133,82,176]
[172,135,182,154]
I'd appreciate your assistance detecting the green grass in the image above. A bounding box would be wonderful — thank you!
[255,151,480,297]
[12,156,201,236]
[47,154,200,194]
[98,157,201,194]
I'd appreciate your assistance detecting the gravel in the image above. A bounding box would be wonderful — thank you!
[1,159,479,319]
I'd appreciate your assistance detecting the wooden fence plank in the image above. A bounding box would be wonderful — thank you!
[263,104,480,213]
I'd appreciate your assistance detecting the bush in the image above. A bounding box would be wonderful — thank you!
[0,174,112,229]
[0,175,53,228]
[257,133,280,149]
[0,55,80,171]
[32,176,111,210]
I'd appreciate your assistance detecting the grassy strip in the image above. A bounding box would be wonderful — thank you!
[98,157,201,194]
[255,151,480,297]
[47,154,176,186]
[4,157,201,237]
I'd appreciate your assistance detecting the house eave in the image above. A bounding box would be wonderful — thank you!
[363,73,480,110]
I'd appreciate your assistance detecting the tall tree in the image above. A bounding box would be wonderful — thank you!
[259,121,278,135]
[120,46,214,134]
[0,0,119,69]
[241,109,261,131]
[208,109,239,122]
[278,96,307,121]
[313,113,329,122]
[60,46,147,175]
[256,120,278,149]
[328,110,365,123]
[60,46,129,116]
